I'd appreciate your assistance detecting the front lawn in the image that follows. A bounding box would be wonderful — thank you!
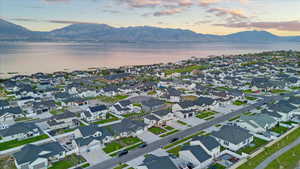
[237,137,269,154]
[167,145,182,156]
[0,134,49,151]
[177,120,188,126]
[270,89,288,94]
[160,130,179,137]
[164,126,174,131]
[233,100,247,106]
[95,95,128,103]
[49,154,86,169]
[196,111,217,119]
[93,113,120,125]
[271,125,289,134]
[148,127,166,135]
[103,137,142,154]
[245,96,257,101]
[237,127,300,169]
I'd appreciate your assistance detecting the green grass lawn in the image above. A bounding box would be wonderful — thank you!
[237,127,300,169]
[164,126,174,131]
[245,96,258,101]
[122,112,147,118]
[167,145,182,156]
[160,130,179,137]
[233,100,247,106]
[265,142,300,169]
[95,95,128,103]
[0,134,49,151]
[290,86,300,90]
[93,113,120,125]
[103,137,142,154]
[229,115,241,121]
[243,89,254,94]
[50,109,64,115]
[237,137,269,154]
[270,89,288,94]
[271,125,289,134]
[0,156,17,169]
[177,120,188,126]
[49,154,86,169]
[209,163,226,169]
[163,130,205,149]
[113,163,128,169]
[196,111,217,119]
[148,127,166,135]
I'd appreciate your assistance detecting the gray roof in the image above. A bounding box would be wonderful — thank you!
[144,114,160,121]
[261,109,282,118]
[75,136,103,146]
[140,155,178,169]
[0,106,23,116]
[142,99,165,107]
[211,125,252,144]
[0,122,40,137]
[13,142,65,165]
[78,124,112,138]
[192,135,219,150]
[240,113,277,128]
[152,109,171,117]
[181,145,212,162]
[0,100,9,107]
[108,119,146,135]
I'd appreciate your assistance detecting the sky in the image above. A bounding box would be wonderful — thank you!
[1,0,300,36]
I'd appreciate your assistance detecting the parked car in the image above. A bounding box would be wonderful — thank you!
[169,138,179,143]
[118,150,128,157]
[139,143,147,148]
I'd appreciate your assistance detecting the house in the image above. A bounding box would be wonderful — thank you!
[174,109,196,119]
[0,122,41,143]
[108,119,147,137]
[137,154,180,169]
[32,100,56,114]
[62,97,88,107]
[268,100,297,121]
[150,109,175,126]
[238,113,277,133]
[190,135,221,158]
[0,100,9,110]
[0,107,24,129]
[144,114,161,127]
[73,136,105,153]
[142,99,166,112]
[211,125,253,151]
[99,86,119,96]
[85,105,108,120]
[47,111,79,130]
[111,100,140,115]
[179,145,213,169]
[13,142,66,169]
[165,88,182,102]
[74,124,112,140]
[17,96,35,107]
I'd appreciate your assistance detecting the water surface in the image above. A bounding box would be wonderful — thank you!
[0,41,299,77]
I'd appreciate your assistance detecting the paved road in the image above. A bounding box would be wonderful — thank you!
[255,137,300,169]
[88,92,299,169]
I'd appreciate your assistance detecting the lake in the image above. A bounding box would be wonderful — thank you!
[0,41,300,77]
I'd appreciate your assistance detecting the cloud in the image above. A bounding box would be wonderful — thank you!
[214,20,300,31]
[153,7,184,16]
[207,8,248,19]
[198,0,248,6]
[10,18,98,25]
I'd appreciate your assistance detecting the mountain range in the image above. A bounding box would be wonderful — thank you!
[1,19,300,42]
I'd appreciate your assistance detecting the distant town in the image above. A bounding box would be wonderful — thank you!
[1,50,300,169]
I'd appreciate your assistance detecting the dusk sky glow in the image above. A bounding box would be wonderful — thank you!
[1,0,300,36]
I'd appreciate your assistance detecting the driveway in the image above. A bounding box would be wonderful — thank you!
[81,145,110,165]
[138,131,161,143]
[180,117,204,127]
[167,121,189,130]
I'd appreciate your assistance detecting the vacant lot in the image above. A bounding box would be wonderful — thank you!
[0,156,16,169]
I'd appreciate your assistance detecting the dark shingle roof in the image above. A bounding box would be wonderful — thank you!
[140,155,178,169]
[13,142,65,165]
[211,125,252,144]
[181,145,211,162]
[192,135,219,150]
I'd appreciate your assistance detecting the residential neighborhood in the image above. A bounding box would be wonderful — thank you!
[0,50,300,169]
